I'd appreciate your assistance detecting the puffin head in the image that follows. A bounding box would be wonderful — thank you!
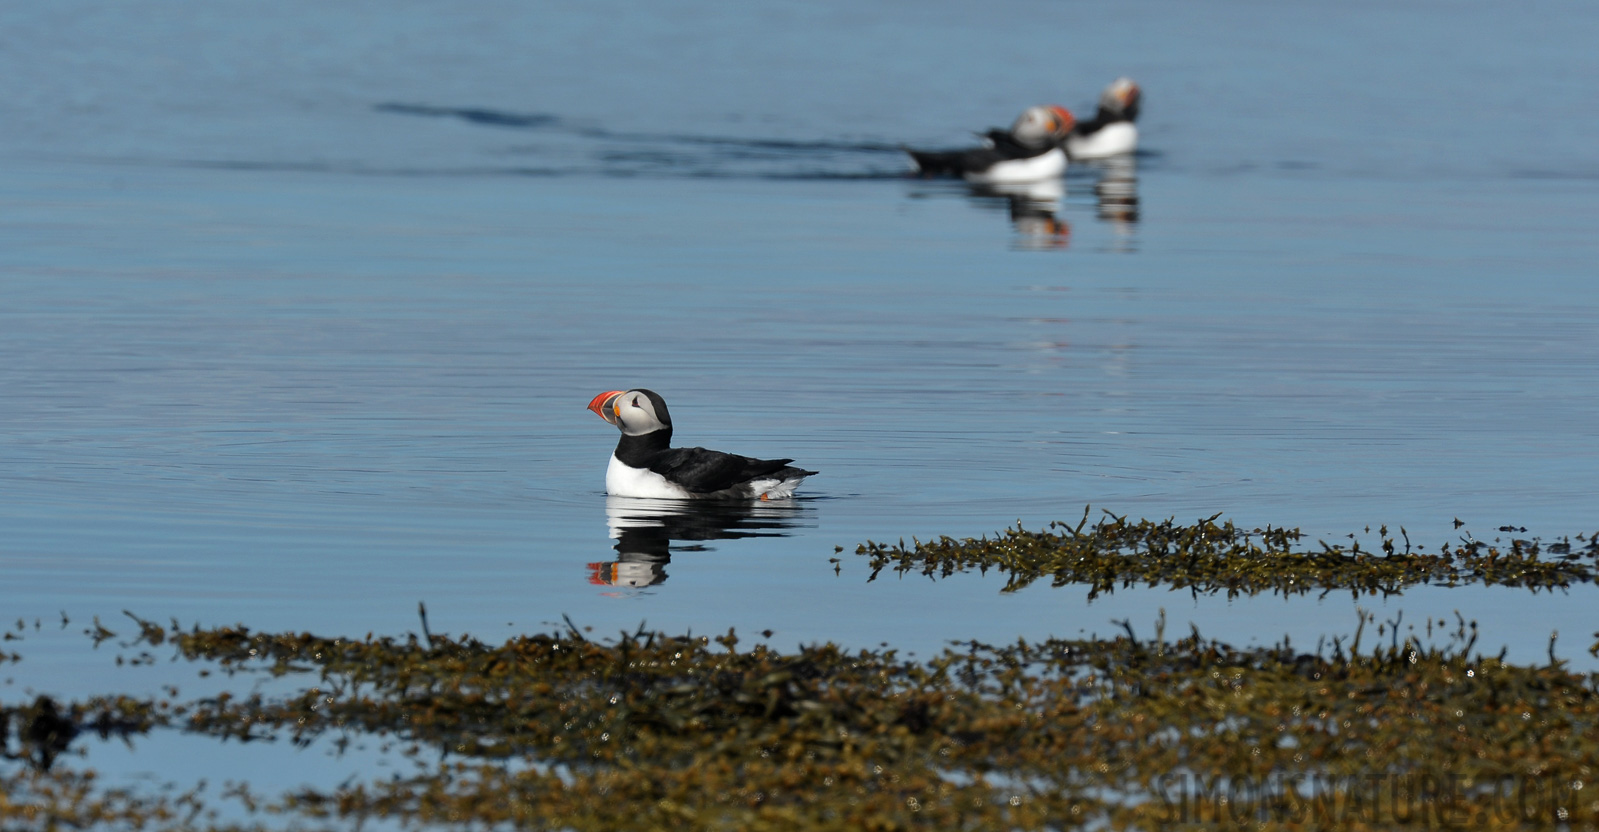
[1100,78,1141,121]
[1010,105,1077,149]
[587,388,673,436]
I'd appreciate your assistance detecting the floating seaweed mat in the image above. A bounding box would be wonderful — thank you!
[4,612,1599,830]
[858,509,1599,599]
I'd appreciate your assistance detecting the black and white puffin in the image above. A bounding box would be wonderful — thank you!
[906,105,1076,184]
[1065,77,1141,160]
[587,389,817,500]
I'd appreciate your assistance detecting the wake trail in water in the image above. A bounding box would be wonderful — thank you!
[374,102,912,180]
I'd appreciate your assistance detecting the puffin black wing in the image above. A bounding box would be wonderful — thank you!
[907,130,1056,178]
[1073,97,1141,138]
[647,447,814,495]
[908,146,1008,177]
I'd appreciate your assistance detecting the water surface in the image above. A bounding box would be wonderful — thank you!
[1,0,1598,794]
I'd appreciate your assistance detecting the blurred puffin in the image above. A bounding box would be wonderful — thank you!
[906,105,1075,184]
[587,389,817,500]
[1066,77,1141,160]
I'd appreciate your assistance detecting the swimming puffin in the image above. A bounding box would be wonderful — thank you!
[906,105,1076,184]
[1065,78,1141,160]
[587,389,817,500]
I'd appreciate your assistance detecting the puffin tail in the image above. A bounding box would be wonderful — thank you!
[752,465,817,500]
[905,148,966,178]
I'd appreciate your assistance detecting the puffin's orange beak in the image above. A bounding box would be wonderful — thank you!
[1050,105,1076,134]
[588,390,624,425]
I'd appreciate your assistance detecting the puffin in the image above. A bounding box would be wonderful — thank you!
[1065,77,1141,160]
[906,105,1076,184]
[587,389,817,500]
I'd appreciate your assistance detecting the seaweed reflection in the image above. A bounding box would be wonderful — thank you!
[589,496,812,589]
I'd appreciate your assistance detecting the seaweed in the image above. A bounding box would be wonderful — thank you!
[857,508,1599,598]
[4,610,1599,830]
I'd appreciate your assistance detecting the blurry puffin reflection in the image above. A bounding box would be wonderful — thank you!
[971,179,1071,249]
[587,496,812,589]
[1091,154,1140,227]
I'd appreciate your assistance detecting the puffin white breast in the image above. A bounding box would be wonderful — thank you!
[1067,123,1137,160]
[605,454,693,499]
[963,148,1067,184]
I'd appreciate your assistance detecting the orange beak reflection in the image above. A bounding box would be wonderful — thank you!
[588,391,624,426]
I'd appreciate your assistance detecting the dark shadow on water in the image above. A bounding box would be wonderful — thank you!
[376,102,903,152]
[376,102,909,180]
[375,103,563,129]
[589,496,815,589]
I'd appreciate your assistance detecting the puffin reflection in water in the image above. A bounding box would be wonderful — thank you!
[970,179,1072,249]
[1091,154,1140,227]
[587,389,816,500]
[589,496,810,588]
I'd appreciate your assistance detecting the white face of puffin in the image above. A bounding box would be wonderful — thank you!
[613,390,667,436]
[1101,77,1141,118]
[587,389,671,436]
[1010,105,1076,149]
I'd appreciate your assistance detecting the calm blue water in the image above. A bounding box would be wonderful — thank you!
[2,0,1598,796]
